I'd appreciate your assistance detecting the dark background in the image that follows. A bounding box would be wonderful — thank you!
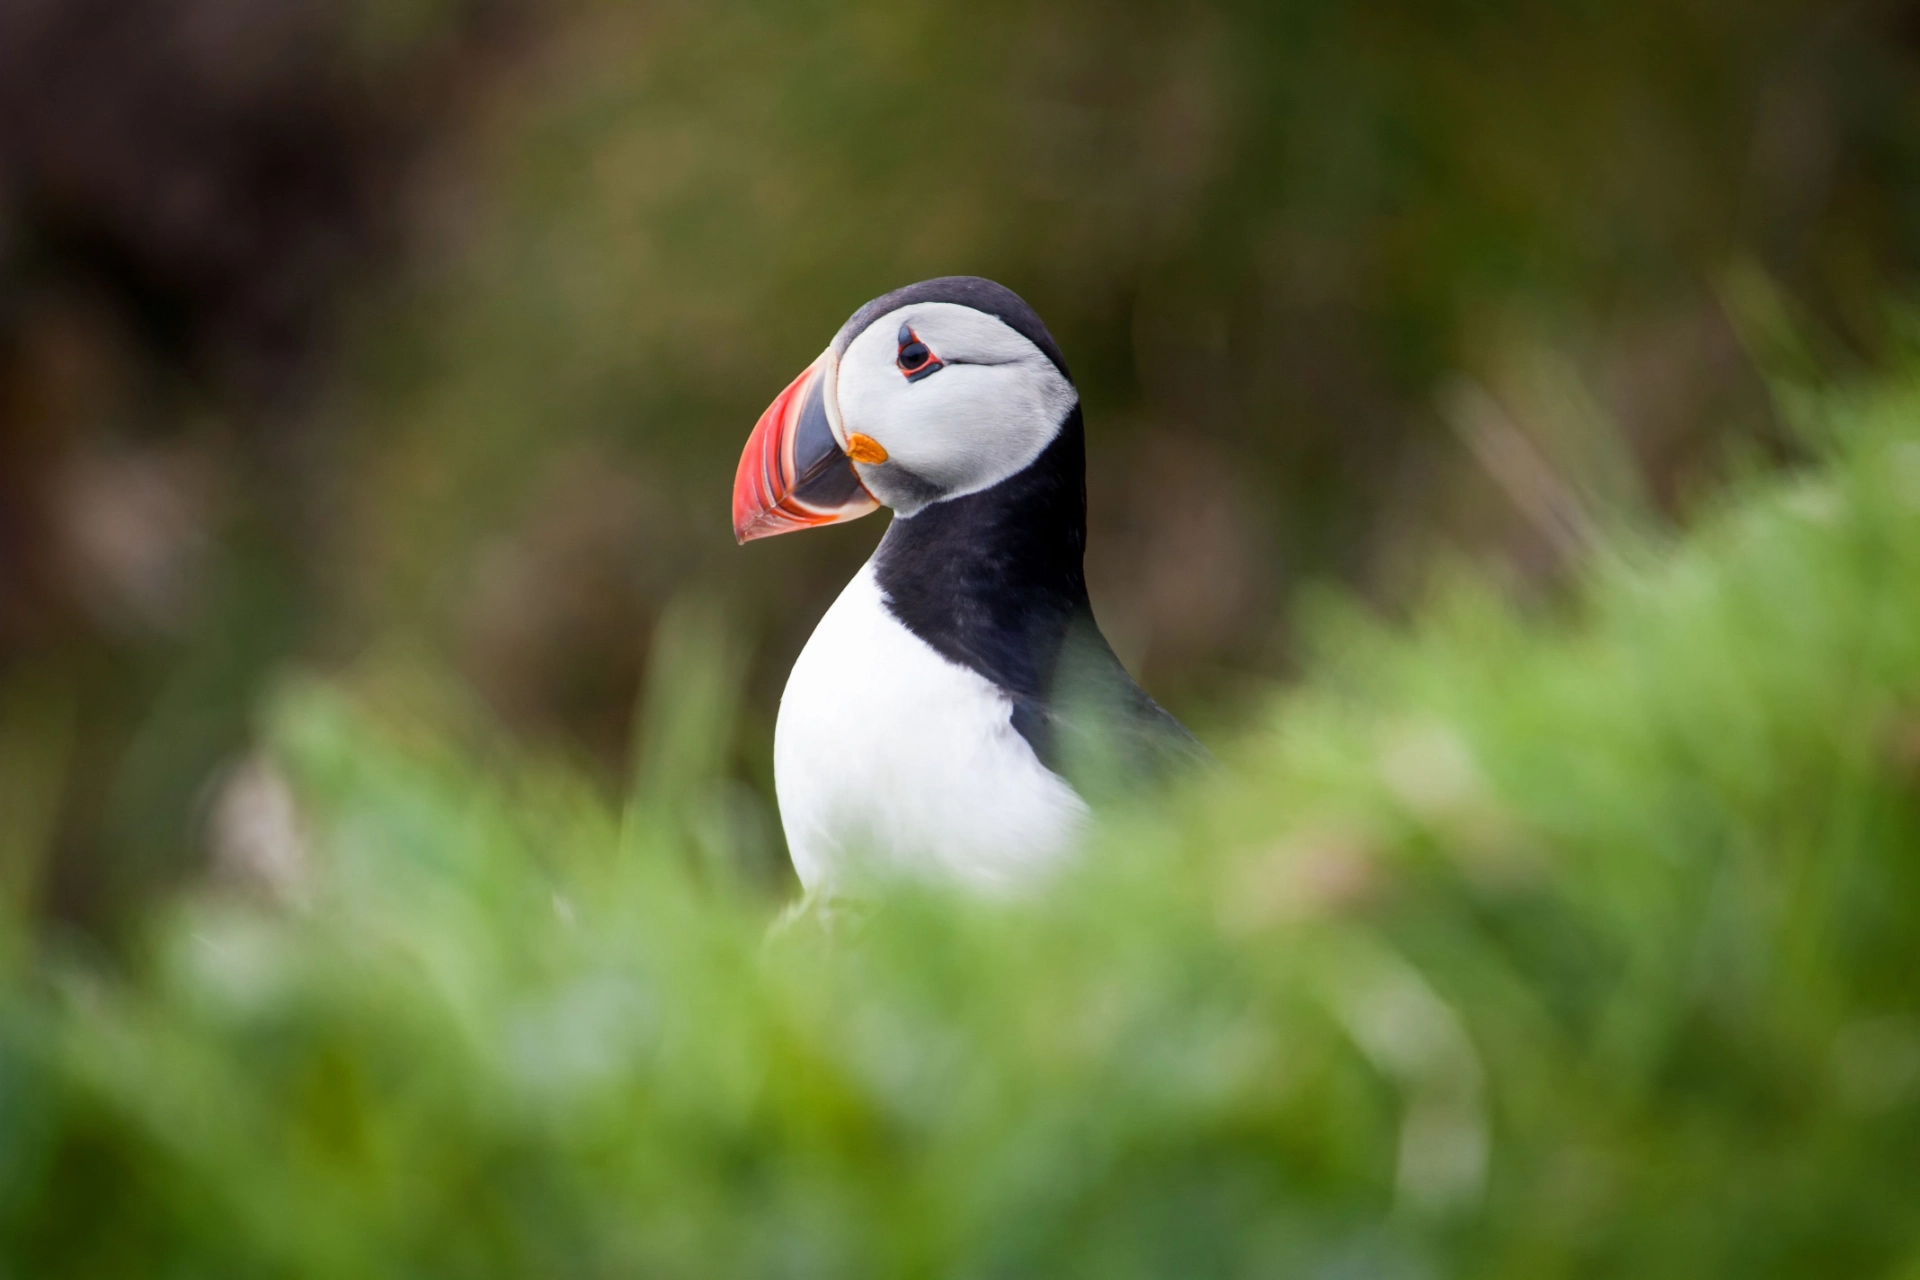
[4,0,1918,929]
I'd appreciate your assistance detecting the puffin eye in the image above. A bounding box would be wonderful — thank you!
[896,323,943,382]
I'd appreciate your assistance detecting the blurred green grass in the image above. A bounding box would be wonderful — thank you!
[3,365,1920,1277]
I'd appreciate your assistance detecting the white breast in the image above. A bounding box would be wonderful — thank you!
[774,560,1090,895]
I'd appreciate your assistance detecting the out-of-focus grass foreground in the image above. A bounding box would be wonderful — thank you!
[9,370,1920,1276]
[5,0,1920,1274]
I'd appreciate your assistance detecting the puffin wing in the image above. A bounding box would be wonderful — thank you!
[1007,627,1212,794]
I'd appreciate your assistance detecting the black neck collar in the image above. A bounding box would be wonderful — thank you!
[871,405,1090,704]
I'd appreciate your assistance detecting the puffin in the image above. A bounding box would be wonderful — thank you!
[733,276,1202,894]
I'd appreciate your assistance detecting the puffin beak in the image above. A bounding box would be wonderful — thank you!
[732,349,880,543]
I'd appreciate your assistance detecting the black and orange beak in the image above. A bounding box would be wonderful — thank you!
[732,350,880,544]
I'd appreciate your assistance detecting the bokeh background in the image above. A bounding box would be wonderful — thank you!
[8,4,1920,1274]
[4,0,1919,932]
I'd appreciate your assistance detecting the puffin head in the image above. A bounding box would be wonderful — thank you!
[732,276,1078,542]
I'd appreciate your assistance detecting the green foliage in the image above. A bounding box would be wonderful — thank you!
[4,373,1920,1277]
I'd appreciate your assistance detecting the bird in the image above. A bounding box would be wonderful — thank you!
[733,276,1203,896]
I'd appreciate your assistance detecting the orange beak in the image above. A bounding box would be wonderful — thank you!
[732,350,880,544]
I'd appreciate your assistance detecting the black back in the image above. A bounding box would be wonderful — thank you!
[872,403,1202,781]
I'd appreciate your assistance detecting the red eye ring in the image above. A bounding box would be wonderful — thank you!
[896,323,943,382]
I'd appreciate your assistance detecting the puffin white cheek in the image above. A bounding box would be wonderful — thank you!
[926,368,1072,494]
[838,347,1076,503]
[883,381,1034,490]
